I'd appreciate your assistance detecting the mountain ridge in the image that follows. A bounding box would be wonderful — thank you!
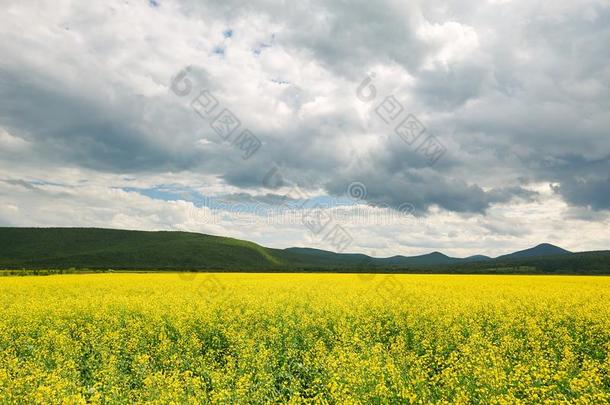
[0,227,607,274]
[496,243,571,260]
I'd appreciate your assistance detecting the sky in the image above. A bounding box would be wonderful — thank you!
[0,0,609,258]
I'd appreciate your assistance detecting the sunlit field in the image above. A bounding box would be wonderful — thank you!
[1,273,609,403]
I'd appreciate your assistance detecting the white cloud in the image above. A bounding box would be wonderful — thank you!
[0,0,608,256]
[417,20,480,68]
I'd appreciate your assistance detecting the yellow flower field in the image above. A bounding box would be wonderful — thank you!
[0,273,609,403]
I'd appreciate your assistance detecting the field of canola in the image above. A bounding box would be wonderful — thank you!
[0,273,609,403]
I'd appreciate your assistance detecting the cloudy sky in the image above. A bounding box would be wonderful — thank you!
[1,0,609,257]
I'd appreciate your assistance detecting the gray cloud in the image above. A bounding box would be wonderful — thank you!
[0,0,609,254]
[552,177,610,211]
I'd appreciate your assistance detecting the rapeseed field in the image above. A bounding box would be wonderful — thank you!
[0,273,608,403]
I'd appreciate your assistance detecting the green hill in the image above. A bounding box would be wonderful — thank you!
[0,227,283,269]
[0,227,608,274]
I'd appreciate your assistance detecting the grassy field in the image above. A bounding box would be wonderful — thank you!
[0,273,609,403]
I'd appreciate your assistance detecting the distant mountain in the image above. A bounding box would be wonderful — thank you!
[0,227,607,274]
[279,247,369,267]
[465,255,491,261]
[284,249,480,267]
[497,243,571,260]
[376,252,458,266]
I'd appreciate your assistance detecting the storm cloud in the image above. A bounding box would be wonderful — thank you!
[0,0,609,255]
